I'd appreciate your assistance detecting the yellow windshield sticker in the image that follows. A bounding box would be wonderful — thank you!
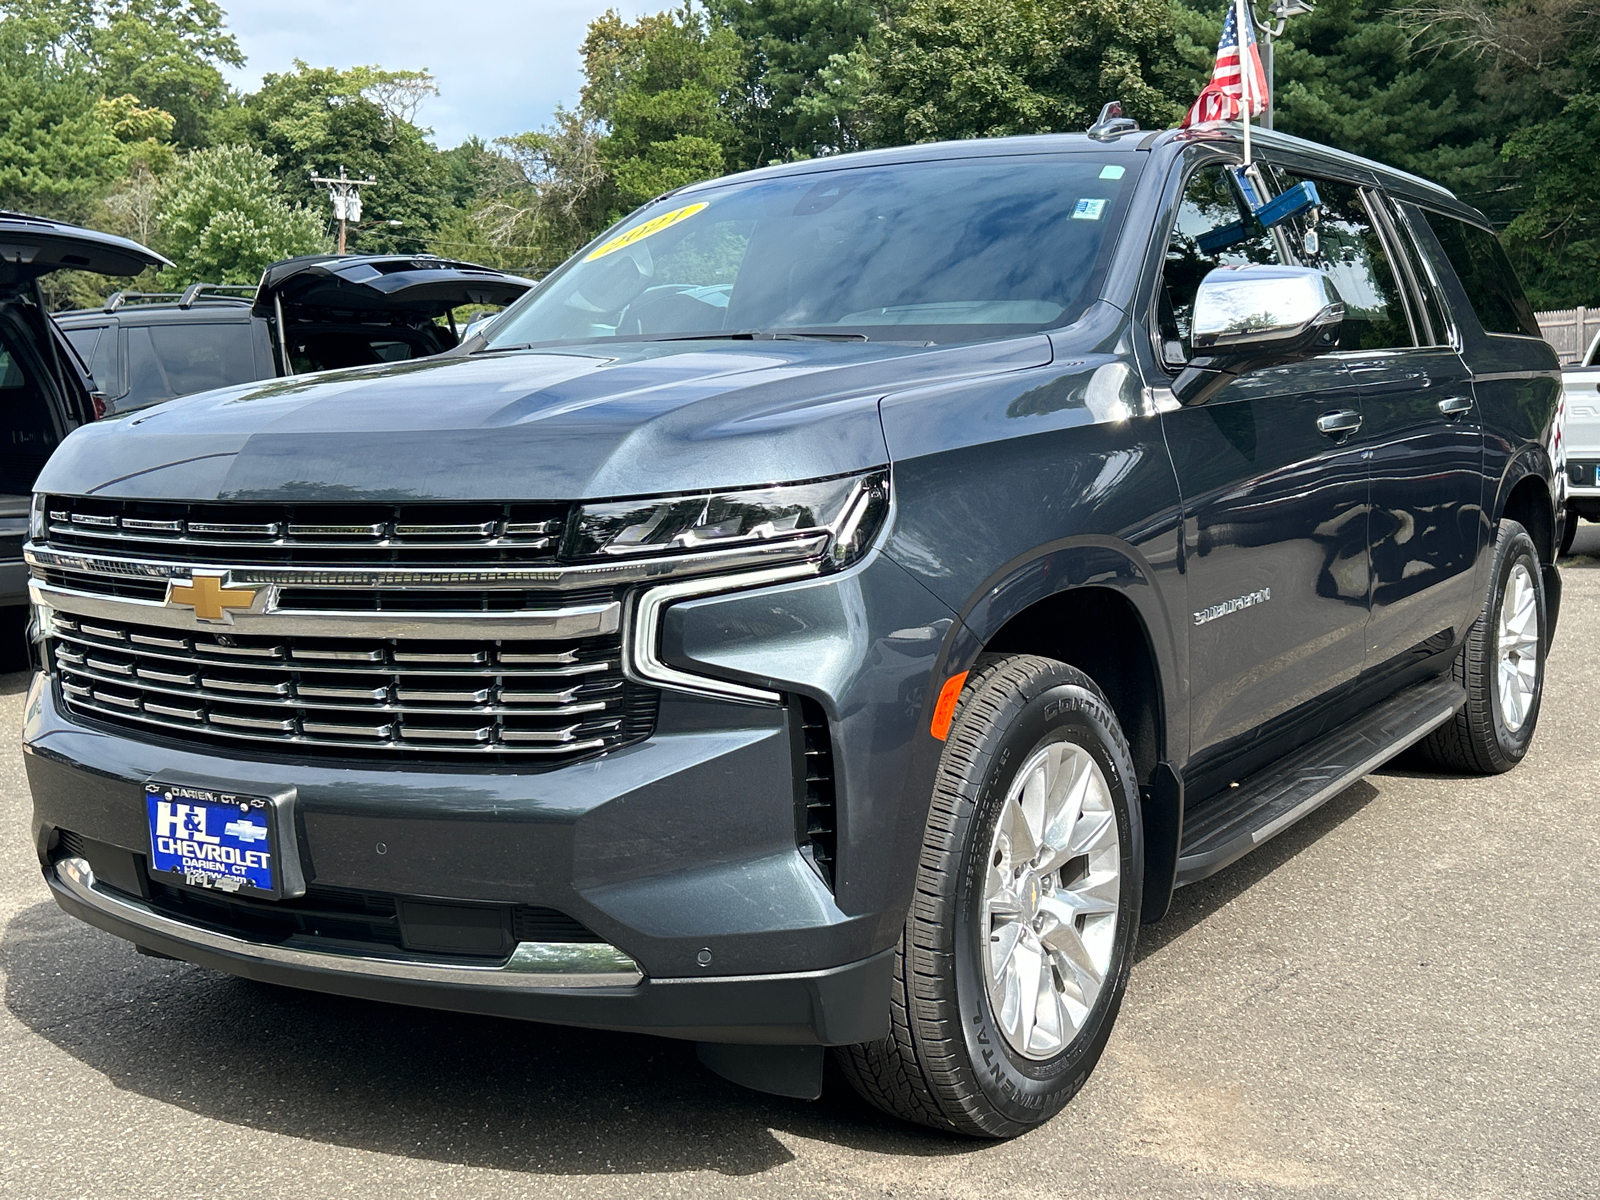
[583,202,709,262]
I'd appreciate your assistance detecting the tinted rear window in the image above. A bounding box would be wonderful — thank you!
[61,326,100,363]
[124,321,259,408]
[1421,212,1541,338]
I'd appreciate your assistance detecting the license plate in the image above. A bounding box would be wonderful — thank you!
[146,782,278,897]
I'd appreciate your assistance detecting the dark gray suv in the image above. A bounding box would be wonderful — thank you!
[23,124,1561,1137]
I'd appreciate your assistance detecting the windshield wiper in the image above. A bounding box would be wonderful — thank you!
[647,330,870,343]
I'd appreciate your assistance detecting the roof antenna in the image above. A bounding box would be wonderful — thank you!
[1087,101,1140,141]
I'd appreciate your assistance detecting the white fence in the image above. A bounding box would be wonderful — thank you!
[1538,307,1600,365]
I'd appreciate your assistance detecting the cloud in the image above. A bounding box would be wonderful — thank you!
[220,0,657,148]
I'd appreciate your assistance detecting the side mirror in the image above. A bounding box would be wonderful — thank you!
[1173,265,1344,406]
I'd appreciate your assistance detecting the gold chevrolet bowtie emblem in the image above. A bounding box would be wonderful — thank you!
[166,573,259,622]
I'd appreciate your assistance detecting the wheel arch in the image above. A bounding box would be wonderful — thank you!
[1498,461,1556,564]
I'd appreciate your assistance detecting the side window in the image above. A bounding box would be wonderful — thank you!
[1381,201,1453,347]
[89,324,120,396]
[125,325,177,406]
[1420,212,1542,338]
[147,323,259,395]
[1159,164,1282,365]
[127,322,260,407]
[60,325,121,395]
[61,327,100,368]
[1272,174,1414,352]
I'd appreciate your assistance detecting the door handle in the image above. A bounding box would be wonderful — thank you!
[1437,395,1473,418]
[1316,409,1362,438]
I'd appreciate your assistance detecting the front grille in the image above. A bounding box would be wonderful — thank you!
[1568,460,1599,488]
[48,612,657,761]
[41,496,570,565]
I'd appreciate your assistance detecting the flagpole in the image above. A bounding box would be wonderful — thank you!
[1236,0,1254,167]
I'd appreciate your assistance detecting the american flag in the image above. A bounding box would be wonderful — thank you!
[1182,4,1270,128]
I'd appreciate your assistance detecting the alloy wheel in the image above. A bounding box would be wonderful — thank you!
[982,739,1121,1061]
[1495,562,1540,733]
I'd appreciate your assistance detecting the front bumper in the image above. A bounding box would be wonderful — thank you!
[24,545,959,1044]
[47,853,893,1044]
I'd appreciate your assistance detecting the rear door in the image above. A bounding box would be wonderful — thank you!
[1,215,168,425]
[1263,167,1484,674]
[1151,157,1372,762]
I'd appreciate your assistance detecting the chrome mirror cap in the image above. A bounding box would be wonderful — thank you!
[1191,264,1344,353]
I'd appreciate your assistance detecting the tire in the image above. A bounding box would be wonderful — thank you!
[835,654,1143,1138]
[1559,508,1578,558]
[1415,519,1546,774]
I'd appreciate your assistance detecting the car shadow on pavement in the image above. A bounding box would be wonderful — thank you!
[1136,778,1381,961]
[1,899,973,1175]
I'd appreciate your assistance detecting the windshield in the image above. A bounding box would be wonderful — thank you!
[483,155,1141,349]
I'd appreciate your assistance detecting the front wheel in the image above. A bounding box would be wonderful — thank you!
[1416,519,1546,774]
[835,655,1142,1137]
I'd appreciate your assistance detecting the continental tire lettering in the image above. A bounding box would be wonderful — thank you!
[1194,586,1272,626]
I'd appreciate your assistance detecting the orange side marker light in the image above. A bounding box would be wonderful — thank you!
[930,671,969,741]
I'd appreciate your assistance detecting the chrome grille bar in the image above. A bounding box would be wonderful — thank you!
[48,613,650,758]
[44,499,566,560]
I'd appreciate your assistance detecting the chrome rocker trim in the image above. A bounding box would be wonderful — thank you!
[53,856,645,989]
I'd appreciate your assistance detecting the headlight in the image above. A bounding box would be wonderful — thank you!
[28,493,44,543]
[564,470,888,570]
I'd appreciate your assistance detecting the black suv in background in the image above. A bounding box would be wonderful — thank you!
[0,213,166,625]
[24,126,1561,1138]
[54,255,533,415]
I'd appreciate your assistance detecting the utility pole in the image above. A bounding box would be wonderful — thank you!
[1251,0,1316,130]
[310,166,377,255]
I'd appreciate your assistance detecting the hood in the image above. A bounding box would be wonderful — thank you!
[37,336,1053,503]
[0,212,169,290]
[253,255,533,320]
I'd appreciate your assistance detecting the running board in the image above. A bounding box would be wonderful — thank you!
[1174,676,1466,888]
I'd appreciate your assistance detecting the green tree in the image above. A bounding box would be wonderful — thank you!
[707,0,891,161]
[215,61,450,255]
[154,143,326,284]
[0,25,125,219]
[862,0,1189,145]
[0,0,241,146]
[1400,0,1600,306]
[582,7,743,208]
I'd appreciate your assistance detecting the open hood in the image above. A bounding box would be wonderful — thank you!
[253,255,534,320]
[0,212,169,289]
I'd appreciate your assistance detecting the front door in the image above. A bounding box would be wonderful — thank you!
[1154,161,1372,763]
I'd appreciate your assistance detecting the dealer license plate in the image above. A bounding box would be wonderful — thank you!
[146,782,278,897]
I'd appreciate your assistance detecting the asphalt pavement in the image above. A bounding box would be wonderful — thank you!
[2,530,1598,1200]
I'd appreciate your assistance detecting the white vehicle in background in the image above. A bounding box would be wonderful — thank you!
[1561,329,1600,555]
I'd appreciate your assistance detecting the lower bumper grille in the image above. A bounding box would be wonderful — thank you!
[48,612,657,761]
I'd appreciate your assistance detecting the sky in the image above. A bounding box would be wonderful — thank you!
[218,0,656,149]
